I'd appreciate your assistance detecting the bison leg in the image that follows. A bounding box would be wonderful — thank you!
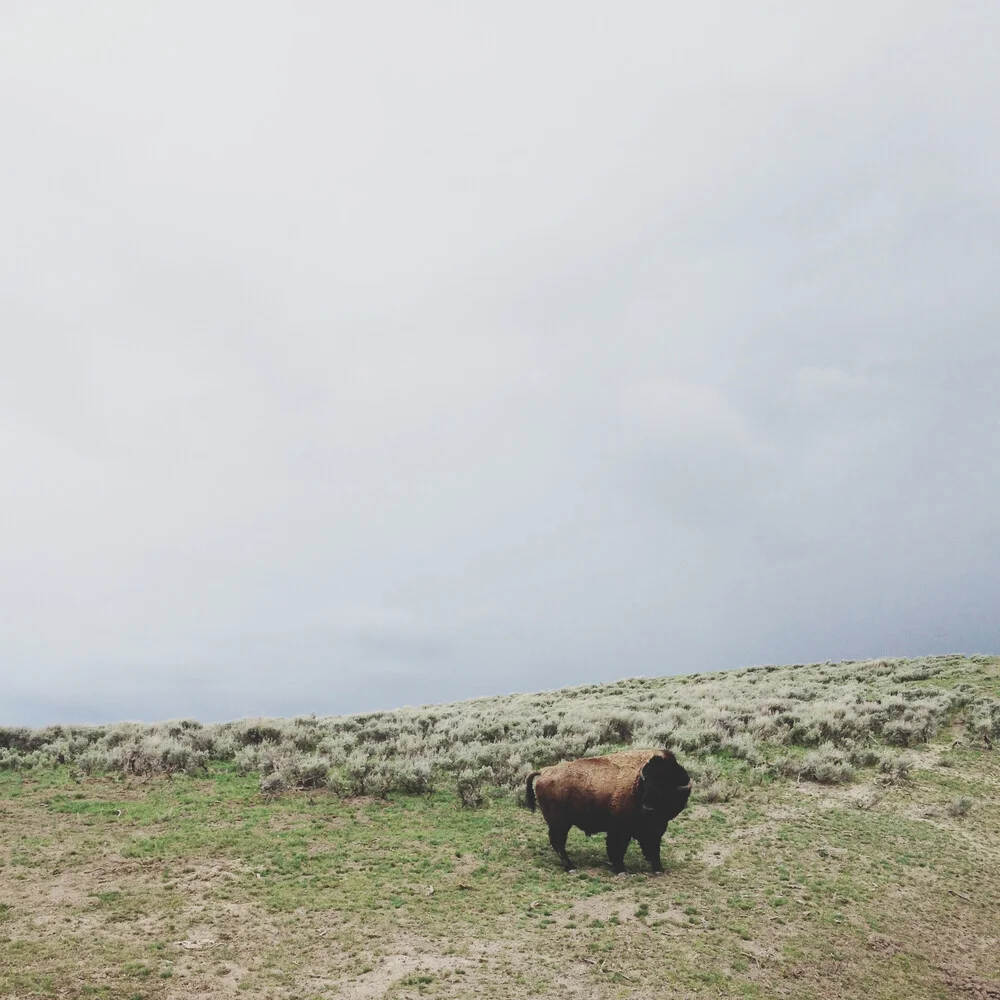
[605,830,630,874]
[638,815,669,873]
[548,824,574,871]
[638,835,663,872]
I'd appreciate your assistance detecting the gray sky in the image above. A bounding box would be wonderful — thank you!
[2,3,998,726]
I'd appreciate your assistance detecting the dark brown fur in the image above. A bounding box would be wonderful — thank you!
[525,749,692,873]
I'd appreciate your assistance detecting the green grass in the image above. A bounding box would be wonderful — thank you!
[2,656,999,997]
[2,749,998,998]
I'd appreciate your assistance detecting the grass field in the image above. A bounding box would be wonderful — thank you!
[2,655,999,999]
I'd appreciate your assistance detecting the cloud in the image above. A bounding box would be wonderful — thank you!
[790,366,873,406]
[621,378,773,460]
[1,2,998,724]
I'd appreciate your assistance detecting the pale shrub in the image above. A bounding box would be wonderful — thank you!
[948,796,974,817]
[876,750,916,783]
[456,767,491,808]
[848,786,882,811]
[234,746,262,775]
[778,744,855,785]
[967,698,1000,745]
[393,757,435,795]
[259,771,287,798]
[719,733,765,767]
[334,749,379,797]
[292,754,330,789]
[2,653,991,796]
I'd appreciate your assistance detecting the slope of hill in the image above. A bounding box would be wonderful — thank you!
[1,654,998,998]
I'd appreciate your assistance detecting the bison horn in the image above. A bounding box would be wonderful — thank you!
[678,782,692,790]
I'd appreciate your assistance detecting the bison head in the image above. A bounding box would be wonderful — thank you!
[638,752,692,822]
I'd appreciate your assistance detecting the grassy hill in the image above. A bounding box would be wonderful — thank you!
[1,654,998,998]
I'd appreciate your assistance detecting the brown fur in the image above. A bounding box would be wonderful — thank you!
[526,749,691,873]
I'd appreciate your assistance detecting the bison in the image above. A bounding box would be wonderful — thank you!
[525,749,692,873]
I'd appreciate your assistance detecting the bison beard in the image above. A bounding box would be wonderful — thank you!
[525,750,692,874]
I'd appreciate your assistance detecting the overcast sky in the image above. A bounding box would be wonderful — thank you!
[2,3,998,726]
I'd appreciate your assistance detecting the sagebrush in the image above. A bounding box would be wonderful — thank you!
[1,654,995,801]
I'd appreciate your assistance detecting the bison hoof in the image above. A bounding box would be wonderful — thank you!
[614,871,628,878]
[566,868,578,875]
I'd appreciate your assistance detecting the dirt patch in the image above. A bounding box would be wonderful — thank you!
[337,796,379,807]
[174,860,252,885]
[346,936,506,999]
[550,970,617,999]
[901,803,954,828]
[452,852,481,878]
[697,841,734,868]
[568,893,635,924]
[176,930,220,951]
[347,953,467,999]
[791,782,862,809]
[941,970,1000,999]
[767,805,806,820]
[867,932,903,956]
[683,804,718,822]
[4,864,146,916]
[739,938,784,963]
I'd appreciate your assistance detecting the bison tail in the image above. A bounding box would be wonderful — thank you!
[525,771,542,812]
